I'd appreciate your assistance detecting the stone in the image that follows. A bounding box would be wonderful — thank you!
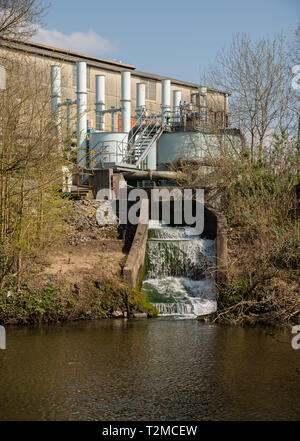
[111,310,123,318]
[133,312,148,318]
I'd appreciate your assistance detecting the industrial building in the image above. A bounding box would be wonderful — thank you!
[0,38,241,190]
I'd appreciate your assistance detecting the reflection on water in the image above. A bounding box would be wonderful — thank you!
[0,319,299,421]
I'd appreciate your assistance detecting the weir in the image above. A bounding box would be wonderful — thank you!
[142,220,217,318]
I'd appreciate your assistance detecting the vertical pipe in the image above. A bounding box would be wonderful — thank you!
[199,86,207,122]
[224,93,229,128]
[121,71,131,133]
[96,75,105,131]
[161,79,171,124]
[66,100,71,139]
[136,83,146,118]
[111,112,115,132]
[173,90,181,125]
[76,61,87,166]
[51,65,61,129]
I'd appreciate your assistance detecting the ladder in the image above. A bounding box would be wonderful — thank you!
[121,113,165,168]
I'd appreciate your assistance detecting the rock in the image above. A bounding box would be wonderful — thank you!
[197,313,214,323]
[111,310,123,318]
[133,312,148,318]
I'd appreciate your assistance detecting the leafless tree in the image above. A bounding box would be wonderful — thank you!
[0,0,49,39]
[202,33,293,160]
[0,53,69,288]
[290,23,300,145]
[290,23,300,66]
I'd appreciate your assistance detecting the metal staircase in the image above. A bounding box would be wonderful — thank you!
[120,113,165,168]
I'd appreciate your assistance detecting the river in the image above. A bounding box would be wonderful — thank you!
[0,319,299,421]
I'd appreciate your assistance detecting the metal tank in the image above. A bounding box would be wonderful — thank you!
[89,132,128,167]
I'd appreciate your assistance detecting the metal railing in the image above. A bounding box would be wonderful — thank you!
[121,113,164,165]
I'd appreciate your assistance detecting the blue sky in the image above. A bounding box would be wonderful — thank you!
[36,0,300,83]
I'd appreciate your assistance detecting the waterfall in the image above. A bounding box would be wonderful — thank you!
[142,221,217,318]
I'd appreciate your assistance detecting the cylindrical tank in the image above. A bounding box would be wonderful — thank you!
[89,132,128,166]
[146,141,157,170]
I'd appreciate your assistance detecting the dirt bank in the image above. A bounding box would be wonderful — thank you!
[0,200,157,326]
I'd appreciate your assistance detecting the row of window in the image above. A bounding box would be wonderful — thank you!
[71,65,156,100]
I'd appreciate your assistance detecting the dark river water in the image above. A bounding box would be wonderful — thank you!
[0,318,299,421]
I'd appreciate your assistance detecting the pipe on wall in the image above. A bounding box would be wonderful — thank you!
[121,71,131,133]
[51,65,61,127]
[96,75,105,131]
[161,79,171,124]
[136,83,146,118]
[173,90,181,125]
[199,86,207,121]
[124,170,180,181]
[76,61,87,166]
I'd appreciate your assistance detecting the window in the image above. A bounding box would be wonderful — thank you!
[72,64,91,89]
[145,79,156,101]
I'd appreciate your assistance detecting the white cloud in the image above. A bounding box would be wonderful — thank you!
[32,27,117,57]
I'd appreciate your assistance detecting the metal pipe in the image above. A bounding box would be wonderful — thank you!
[76,61,87,166]
[161,79,171,124]
[121,71,131,133]
[66,100,71,139]
[51,65,61,128]
[199,86,207,122]
[124,170,180,181]
[136,83,146,118]
[111,110,115,132]
[96,75,105,131]
[173,90,181,125]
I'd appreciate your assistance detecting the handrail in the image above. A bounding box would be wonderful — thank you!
[121,113,163,164]
[135,124,165,167]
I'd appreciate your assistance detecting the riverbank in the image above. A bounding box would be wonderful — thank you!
[212,218,299,328]
[0,200,157,326]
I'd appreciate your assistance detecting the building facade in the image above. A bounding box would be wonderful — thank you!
[0,38,229,133]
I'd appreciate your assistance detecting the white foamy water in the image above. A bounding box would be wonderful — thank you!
[142,222,217,318]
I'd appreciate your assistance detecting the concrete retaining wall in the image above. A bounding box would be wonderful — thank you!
[123,199,149,287]
[206,206,228,283]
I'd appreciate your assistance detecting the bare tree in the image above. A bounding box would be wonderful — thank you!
[290,23,300,145]
[0,53,69,288]
[202,34,293,160]
[0,0,49,39]
[290,23,300,66]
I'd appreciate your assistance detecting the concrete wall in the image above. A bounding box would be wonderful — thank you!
[123,199,149,287]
